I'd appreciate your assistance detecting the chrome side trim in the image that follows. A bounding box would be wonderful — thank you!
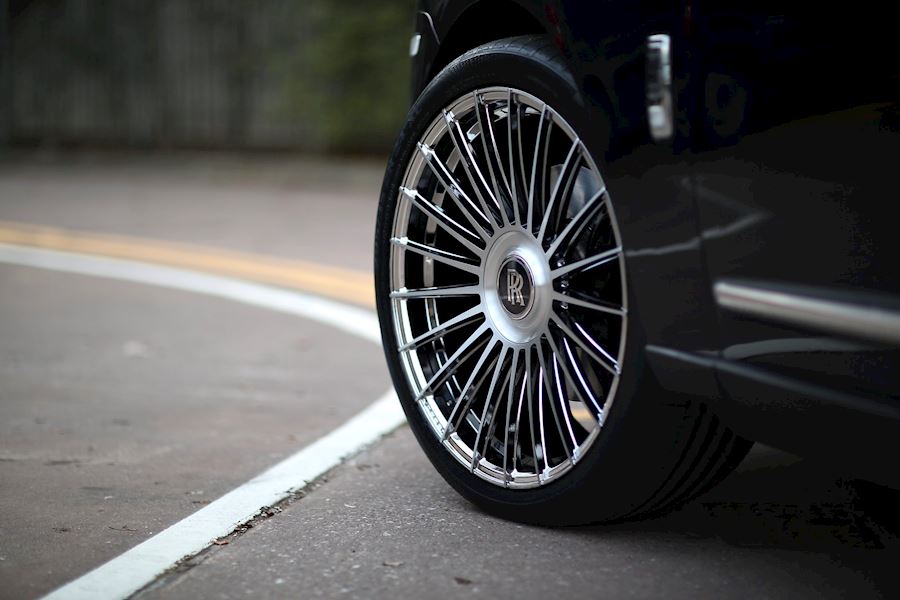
[722,337,869,360]
[714,281,900,346]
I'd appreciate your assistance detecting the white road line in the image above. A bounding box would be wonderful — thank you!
[0,243,381,344]
[45,390,402,600]
[0,243,406,600]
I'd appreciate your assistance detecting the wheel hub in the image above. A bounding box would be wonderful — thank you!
[483,231,552,346]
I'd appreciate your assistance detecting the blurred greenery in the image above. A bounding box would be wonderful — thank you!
[282,0,412,154]
[6,0,414,154]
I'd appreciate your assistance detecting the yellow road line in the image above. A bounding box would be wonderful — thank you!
[0,221,375,308]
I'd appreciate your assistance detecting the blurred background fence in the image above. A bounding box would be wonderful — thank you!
[0,0,412,154]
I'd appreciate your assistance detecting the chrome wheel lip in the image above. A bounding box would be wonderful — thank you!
[388,86,629,489]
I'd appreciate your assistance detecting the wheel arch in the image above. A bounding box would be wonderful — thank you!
[421,2,624,161]
[427,1,547,83]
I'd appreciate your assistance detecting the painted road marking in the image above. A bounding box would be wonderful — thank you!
[0,220,375,307]
[0,243,404,599]
[0,244,381,344]
[45,390,402,600]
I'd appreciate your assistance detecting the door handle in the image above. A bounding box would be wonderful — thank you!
[646,34,673,141]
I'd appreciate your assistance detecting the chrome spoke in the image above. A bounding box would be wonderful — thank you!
[573,321,620,371]
[538,137,581,244]
[563,337,604,420]
[525,348,541,476]
[476,372,511,472]
[444,337,500,439]
[545,332,603,420]
[417,142,492,240]
[536,363,551,476]
[510,356,530,476]
[552,350,580,451]
[501,348,521,482]
[414,322,491,401]
[471,345,510,471]
[552,246,621,279]
[391,284,481,301]
[553,291,626,317]
[500,90,522,225]
[546,188,606,258]
[550,313,619,376]
[443,111,505,229]
[526,105,550,233]
[401,186,484,255]
[474,93,516,225]
[508,91,529,221]
[397,305,484,353]
[537,340,575,461]
[391,236,481,275]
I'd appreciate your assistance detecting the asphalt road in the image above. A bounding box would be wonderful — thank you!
[0,153,897,599]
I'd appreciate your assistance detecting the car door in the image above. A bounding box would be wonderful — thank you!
[688,1,900,465]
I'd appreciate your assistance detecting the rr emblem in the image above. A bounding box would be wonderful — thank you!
[506,268,525,307]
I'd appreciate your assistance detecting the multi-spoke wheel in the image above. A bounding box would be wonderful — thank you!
[376,36,752,524]
[389,84,625,487]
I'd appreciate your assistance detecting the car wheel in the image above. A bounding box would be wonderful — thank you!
[375,35,751,524]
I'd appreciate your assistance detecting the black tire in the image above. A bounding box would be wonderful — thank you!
[375,35,751,525]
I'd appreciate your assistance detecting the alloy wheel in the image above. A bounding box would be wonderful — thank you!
[388,87,627,488]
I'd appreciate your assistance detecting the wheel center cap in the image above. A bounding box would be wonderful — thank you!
[497,256,534,319]
[483,231,551,345]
